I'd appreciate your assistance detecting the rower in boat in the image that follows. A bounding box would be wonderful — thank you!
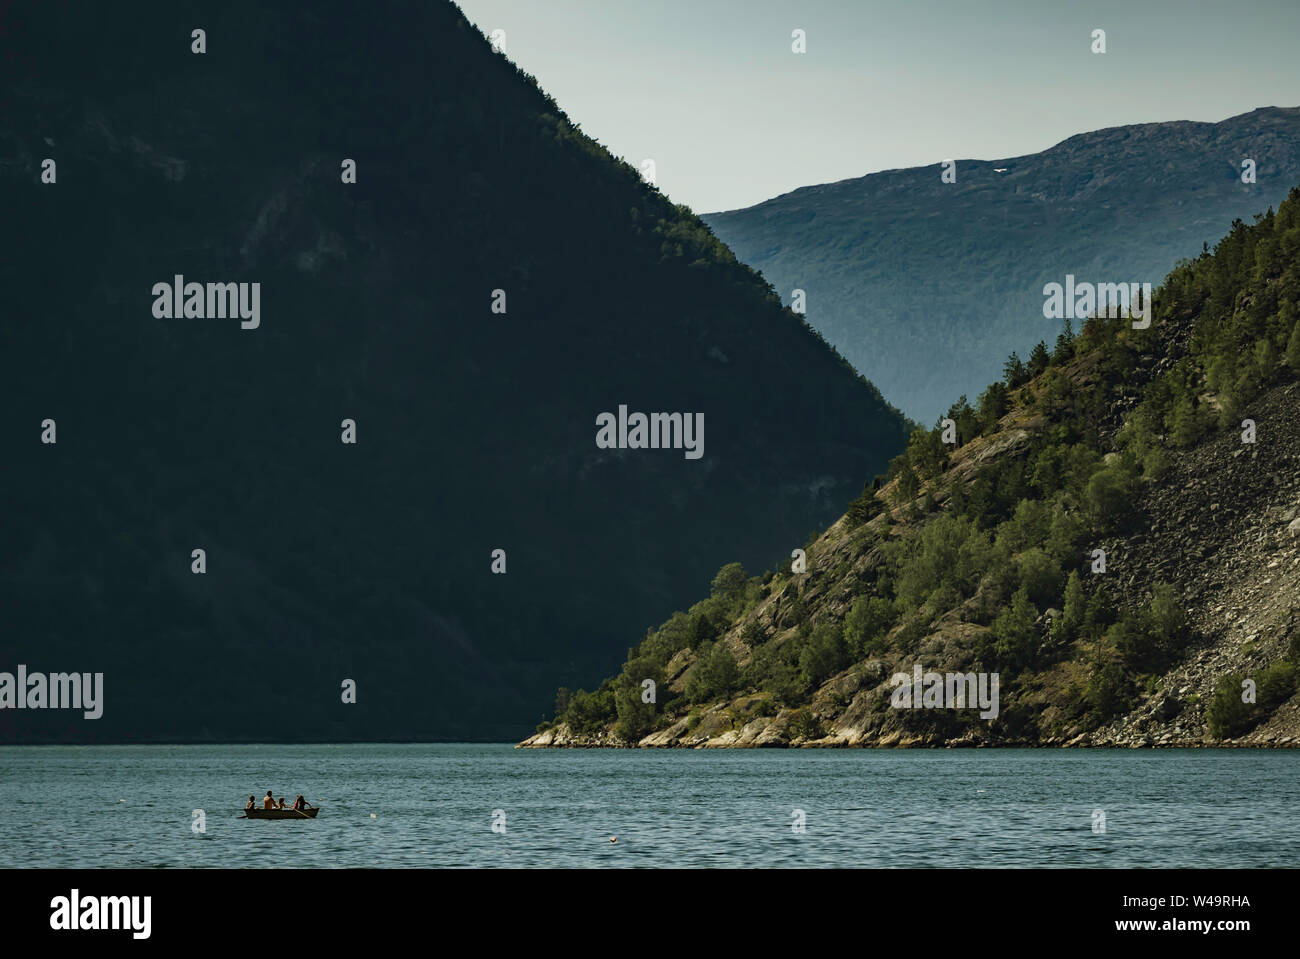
[263,791,276,809]
[245,796,256,811]
[292,795,314,812]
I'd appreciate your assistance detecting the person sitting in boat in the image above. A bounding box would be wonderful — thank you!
[263,791,276,809]
[245,796,256,811]
[277,797,288,809]
[292,795,313,811]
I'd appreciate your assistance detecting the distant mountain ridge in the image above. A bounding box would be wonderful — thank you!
[703,106,1300,422]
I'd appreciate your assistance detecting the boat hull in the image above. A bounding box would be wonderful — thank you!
[243,807,319,819]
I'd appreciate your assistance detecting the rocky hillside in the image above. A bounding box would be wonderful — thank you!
[526,188,1300,748]
[703,106,1300,423]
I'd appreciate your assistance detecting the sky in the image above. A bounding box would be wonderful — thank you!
[454,0,1300,213]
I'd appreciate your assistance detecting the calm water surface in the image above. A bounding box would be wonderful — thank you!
[0,745,1295,867]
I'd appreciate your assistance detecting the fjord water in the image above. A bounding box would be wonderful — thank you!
[1,744,1295,868]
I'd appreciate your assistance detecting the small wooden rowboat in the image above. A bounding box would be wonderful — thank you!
[241,807,319,819]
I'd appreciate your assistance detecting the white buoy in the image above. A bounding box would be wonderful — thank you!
[370,813,376,819]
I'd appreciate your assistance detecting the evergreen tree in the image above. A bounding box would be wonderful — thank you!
[1253,337,1277,384]
[945,394,980,445]
[1285,319,1300,368]
[1003,352,1027,388]
[1053,317,1075,363]
[710,562,748,604]
[977,381,1009,432]
[1056,571,1085,642]
[993,587,1038,671]
[907,427,946,479]
[843,595,894,658]
[1027,340,1051,376]
[798,623,849,689]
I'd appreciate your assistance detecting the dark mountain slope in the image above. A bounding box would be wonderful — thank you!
[0,1,907,743]
[703,107,1300,422]
[527,187,1300,749]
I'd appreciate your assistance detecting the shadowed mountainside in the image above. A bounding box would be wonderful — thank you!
[0,0,908,743]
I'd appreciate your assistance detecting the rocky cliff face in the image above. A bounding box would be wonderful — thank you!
[1081,379,1300,747]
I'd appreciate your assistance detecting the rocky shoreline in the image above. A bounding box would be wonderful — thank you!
[518,716,1300,750]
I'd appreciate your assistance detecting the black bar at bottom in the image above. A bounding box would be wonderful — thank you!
[1,868,1278,946]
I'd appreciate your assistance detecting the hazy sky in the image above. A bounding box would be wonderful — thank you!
[454,0,1300,213]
